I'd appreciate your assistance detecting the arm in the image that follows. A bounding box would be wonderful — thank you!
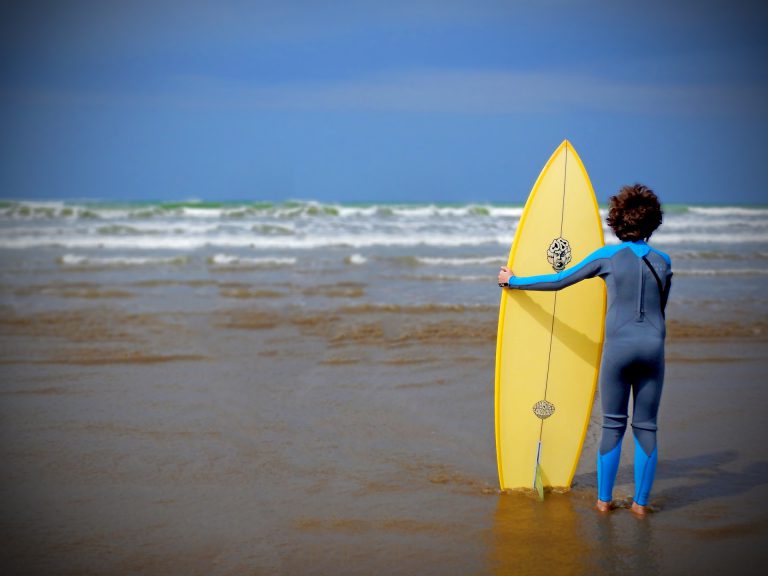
[649,248,672,316]
[661,271,672,314]
[498,247,610,292]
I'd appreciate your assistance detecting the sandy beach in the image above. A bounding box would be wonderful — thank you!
[1,276,766,575]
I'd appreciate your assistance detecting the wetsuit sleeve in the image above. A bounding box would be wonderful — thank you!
[661,270,673,314]
[505,247,610,291]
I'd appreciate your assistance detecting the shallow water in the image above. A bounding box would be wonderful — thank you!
[1,201,767,574]
[1,294,767,574]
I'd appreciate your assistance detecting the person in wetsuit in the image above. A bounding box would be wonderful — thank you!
[497,184,672,516]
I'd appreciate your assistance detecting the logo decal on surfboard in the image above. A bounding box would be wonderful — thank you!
[532,400,556,419]
[547,237,572,271]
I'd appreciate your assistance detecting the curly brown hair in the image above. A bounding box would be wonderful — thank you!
[606,184,663,241]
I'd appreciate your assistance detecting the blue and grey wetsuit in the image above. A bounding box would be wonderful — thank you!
[505,240,672,505]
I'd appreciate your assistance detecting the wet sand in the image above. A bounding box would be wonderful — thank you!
[1,290,767,575]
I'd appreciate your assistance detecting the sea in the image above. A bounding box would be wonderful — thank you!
[1,199,766,323]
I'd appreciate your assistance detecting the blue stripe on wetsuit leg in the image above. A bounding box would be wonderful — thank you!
[633,435,658,506]
[597,443,622,503]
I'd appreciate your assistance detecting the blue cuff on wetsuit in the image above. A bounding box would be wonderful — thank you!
[597,443,622,502]
[633,436,658,506]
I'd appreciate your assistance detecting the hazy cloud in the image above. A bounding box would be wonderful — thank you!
[155,69,768,117]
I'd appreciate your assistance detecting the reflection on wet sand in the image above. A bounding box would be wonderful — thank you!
[592,508,659,575]
[490,492,594,576]
[491,490,671,576]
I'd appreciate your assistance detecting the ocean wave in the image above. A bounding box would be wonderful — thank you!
[0,232,507,250]
[1,200,765,256]
[3,200,765,227]
[414,256,504,266]
[660,217,768,230]
[94,224,147,236]
[399,273,490,282]
[669,250,768,260]
[0,200,270,220]
[488,206,525,218]
[674,268,768,276]
[58,254,188,267]
[208,254,296,268]
[0,221,295,238]
[335,206,391,218]
[345,253,367,265]
[687,206,768,217]
[95,222,232,235]
[310,203,519,219]
[0,200,527,221]
[3,228,767,250]
[1,202,103,220]
[651,232,768,244]
[251,223,296,235]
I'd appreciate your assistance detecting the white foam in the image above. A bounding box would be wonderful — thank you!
[675,268,768,276]
[10,200,67,209]
[402,273,489,282]
[487,206,524,218]
[687,206,768,217]
[385,204,497,218]
[180,207,227,218]
[326,203,511,219]
[415,256,503,266]
[0,232,507,250]
[346,253,367,265]
[3,227,766,250]
[660,217,768,230]
[335,206,380,218]
[652,232,768,244]
[209,254,296,267]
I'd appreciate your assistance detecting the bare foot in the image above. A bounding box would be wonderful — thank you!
[595,499,614,513]
[631,502,650,517]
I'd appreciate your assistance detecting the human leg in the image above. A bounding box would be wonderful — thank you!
[596,342,632,504]
[630,353,664,507]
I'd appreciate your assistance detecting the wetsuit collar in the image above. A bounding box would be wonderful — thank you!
[625,239,651,256]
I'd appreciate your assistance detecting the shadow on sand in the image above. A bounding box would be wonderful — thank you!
[573,450,768,511]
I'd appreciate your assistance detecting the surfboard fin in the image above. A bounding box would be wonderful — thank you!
[533,441,545,501]
[534,464,545,501]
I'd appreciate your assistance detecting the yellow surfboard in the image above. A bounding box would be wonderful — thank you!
[495,140,606,491]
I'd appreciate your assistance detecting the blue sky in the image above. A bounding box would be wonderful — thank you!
[1,0,766,204]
